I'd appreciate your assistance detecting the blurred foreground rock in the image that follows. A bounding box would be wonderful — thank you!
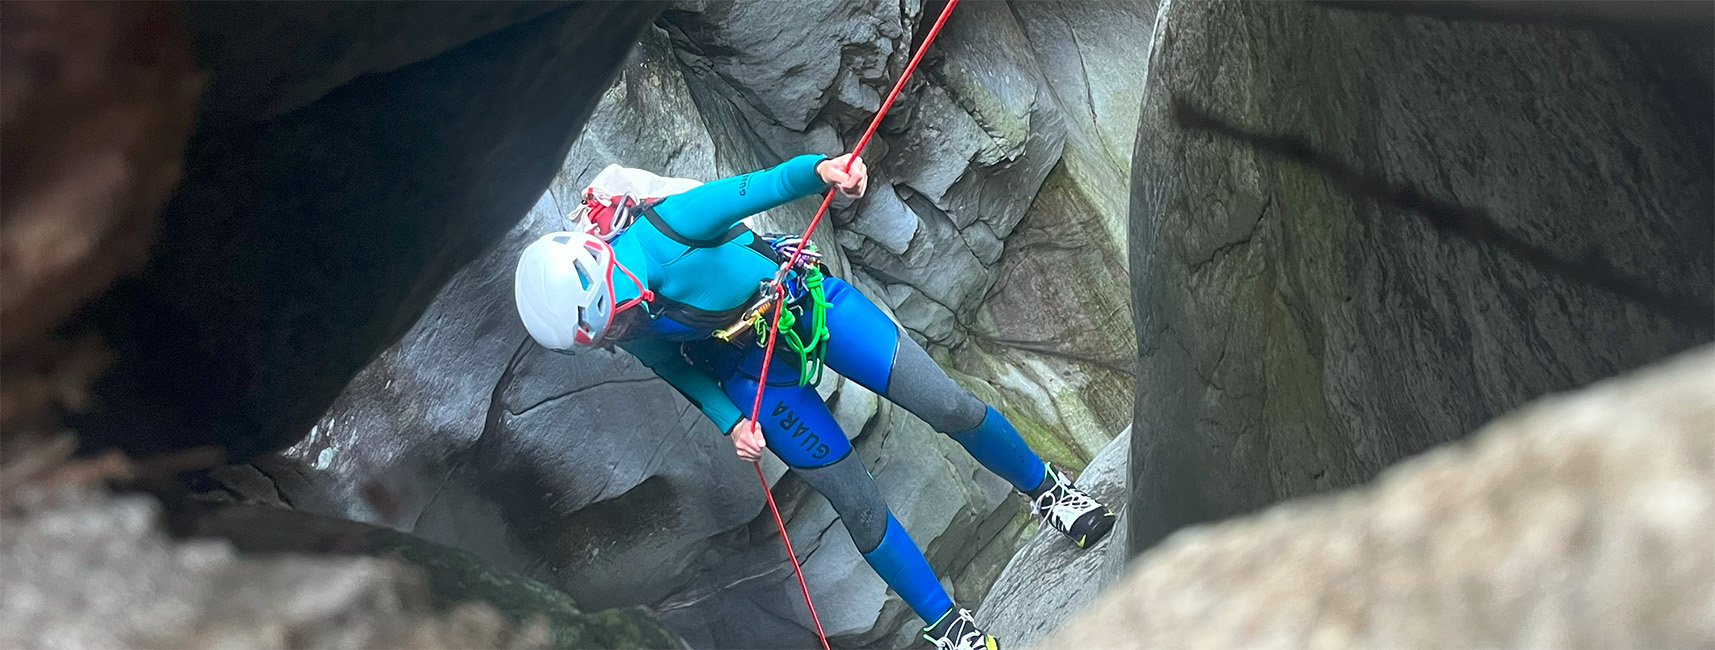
[0,488,685,649]
[1047,345,1715,648]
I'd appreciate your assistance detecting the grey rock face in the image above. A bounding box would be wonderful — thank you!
[1051,345,1715,649]
[662,0,1144,464]
[256,1,1151,647]
[975,430,1131,649]
[662,0,907,135]
[267,85,770,614]
[1127,0,1714,554]
[1009,0,1158,245]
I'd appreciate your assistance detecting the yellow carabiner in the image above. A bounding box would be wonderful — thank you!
[714,291,774,342]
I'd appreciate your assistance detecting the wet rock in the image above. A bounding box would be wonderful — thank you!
[1127,0,1714,554]
[1051,345,1715,649]
[976,430,1129,648]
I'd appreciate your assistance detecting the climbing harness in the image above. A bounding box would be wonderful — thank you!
[709,237,827,363]
[746,2,961,648]
[750,241,832,387]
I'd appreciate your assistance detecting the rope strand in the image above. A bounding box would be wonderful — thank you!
[746,2,961,649]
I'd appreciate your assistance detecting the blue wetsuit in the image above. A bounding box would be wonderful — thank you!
[610,154,1050,625]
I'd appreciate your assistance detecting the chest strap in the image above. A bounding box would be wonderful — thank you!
[641,202,752,248]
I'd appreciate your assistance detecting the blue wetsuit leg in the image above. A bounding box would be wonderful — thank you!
[718,341,953,624]
[816,278,1049,492]
[710,276,1056,626]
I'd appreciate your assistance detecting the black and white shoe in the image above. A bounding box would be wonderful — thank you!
[921,608,998,650]
[1028,466,1116,549]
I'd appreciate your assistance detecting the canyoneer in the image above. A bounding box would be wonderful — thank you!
[513,153,1116,650]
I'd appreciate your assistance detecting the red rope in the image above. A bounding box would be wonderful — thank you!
[745,1,961,649]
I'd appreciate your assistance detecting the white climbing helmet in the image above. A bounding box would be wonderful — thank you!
[514,231,618,350]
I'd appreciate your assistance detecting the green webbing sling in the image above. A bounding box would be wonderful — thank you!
[754,264,832,387]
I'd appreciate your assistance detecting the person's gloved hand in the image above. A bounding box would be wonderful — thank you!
[816,153,868,198]
[730,417,766,462]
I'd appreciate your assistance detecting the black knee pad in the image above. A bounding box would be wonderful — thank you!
[793,454,889,553]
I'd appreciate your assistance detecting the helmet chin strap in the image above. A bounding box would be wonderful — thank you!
[608,256,653,315]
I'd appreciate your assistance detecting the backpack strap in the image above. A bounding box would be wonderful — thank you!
[640,201,752,248]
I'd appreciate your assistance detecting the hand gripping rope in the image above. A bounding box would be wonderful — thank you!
[745,1,960,648]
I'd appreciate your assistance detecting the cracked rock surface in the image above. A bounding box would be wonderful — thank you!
[1126,0,1713,554]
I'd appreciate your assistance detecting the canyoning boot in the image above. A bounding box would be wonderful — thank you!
[1027,465,1116,549]
[922,608,999,650]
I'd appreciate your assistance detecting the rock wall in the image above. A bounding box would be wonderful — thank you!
[661,0,1150,466]
[1127,0,1714,554]
[1048,344,1715,648]
[247,1,1155,647]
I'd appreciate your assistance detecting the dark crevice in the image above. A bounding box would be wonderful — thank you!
[969,332,1137,377]
[245,462,296,509]
[1171,98,1714,331]
[506,377,664,418]
[1316,0,1715,35]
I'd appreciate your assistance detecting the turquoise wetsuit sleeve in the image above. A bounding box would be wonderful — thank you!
[649,154,829,241]
[619,338,744,435]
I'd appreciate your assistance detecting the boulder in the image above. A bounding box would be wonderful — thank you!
[975,429,1130,648]
[193,502,688,649]
[1,488,683,649]
[1127,0,1713,554]
[0,2,199,356]
[1048,345,1715,649]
